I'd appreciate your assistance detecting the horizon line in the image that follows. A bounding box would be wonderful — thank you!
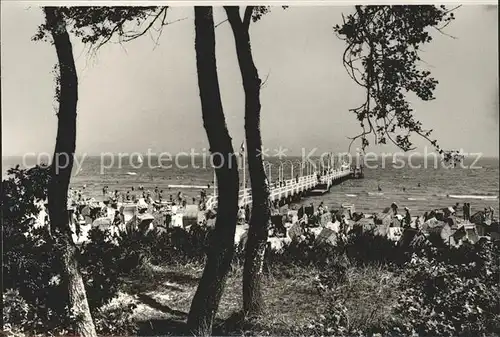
[2,153,499,159]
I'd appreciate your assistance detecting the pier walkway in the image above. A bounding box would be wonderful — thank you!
[205,166,353,211]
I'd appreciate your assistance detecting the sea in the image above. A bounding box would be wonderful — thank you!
[2,155,499,216]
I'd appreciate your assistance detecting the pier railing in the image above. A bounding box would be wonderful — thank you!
[205,166,352,211]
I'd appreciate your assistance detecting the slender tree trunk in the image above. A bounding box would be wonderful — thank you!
[187,6,240,336]
[225,6,271,316]
[44,7,97,337]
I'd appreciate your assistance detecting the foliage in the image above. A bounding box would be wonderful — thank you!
[3,289,31,333]
[92,297,138,335]
[1,165,50,234]
[1,164,232,334]
[391,239,500,336]
[307,265,400,336]
[261,224,500,336]
[3,166,65,333]
[33,7,165,46]
[5,165,498,337]
[263,231,343,271]
[334,5,461,161]
[1,166,132,335]
[264,229,406,272]
[250,6,288,23]
[344,229,407,267]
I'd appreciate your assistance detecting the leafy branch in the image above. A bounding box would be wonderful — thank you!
[335,5,463,162]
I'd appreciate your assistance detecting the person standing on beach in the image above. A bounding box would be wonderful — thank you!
[404,207,411,228]
[391,202,398,216]
[318,202,325,215]
[423,211,429,222]
[463,203,470,221]
[112,210,121,227]
[200,189,207,205]
[245,204,250,222]
[341,215,349,234]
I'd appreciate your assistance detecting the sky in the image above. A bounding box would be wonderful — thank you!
[1,4,498,157]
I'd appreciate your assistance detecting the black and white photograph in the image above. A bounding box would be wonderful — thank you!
[1,2,499,336]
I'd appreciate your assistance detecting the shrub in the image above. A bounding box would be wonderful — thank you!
[3,289,31,332]
[2,166,133,335]
[309,265,401,336]
[392,239,500,336]
[345,230,408,267]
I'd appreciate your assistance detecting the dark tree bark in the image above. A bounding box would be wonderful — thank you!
[43,7,97,337]
[187,6,240,336]
[225,6,271,316]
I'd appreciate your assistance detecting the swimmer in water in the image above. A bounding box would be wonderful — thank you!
[377,184,382,192]
[417,183,421,187]
[403,187,406,192]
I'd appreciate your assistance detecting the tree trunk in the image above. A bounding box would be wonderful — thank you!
[44,7,97,337]
[187,6,240,336]
[225,6,271,317]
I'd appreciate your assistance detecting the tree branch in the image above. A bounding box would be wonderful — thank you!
[215,18,228,28]
[121,7,168,43]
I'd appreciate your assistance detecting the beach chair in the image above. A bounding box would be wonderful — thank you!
[235,224,249,245]
[183,205,201,228]
[315,228,337,246]
[137,213,155,232]
[120,203,138,224]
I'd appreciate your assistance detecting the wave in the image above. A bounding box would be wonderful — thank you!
[448,194,498,200]
[126,172,137,176]
[168,184,208,189]
[367,192,384,196]
[408,197,427,201]
[345,194,358,197]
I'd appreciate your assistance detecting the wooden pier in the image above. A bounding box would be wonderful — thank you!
[205,165,357,211]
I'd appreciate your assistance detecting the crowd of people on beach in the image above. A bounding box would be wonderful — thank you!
[62,179,498,247]
[95,185,211,210]
[63,184,212,233]
[262,195,498,245]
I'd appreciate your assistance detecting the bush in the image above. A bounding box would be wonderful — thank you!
[308,265,401,336]
[263,228,406,273]
[392,239,500,336]
[3,289,31,332]
[345,230,408,267]
[263,231,345,272]
[2,166,134,335]
[288,229,500,336]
